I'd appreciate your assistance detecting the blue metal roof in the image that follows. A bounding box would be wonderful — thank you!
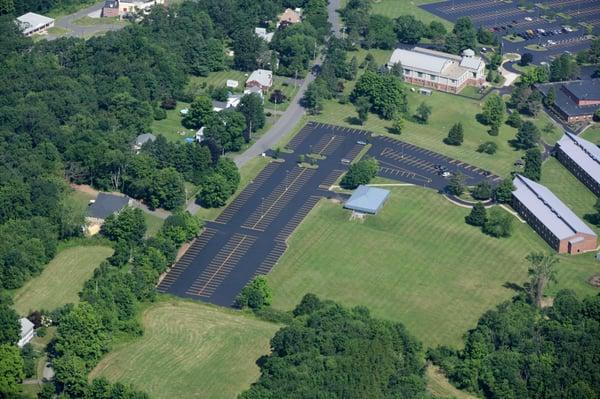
[512,175,596,240]
[344,185,390,214]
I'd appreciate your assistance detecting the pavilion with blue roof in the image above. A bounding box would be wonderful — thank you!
[344,185,390,214]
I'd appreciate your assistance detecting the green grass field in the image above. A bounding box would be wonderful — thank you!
[582,124,600,143]
[90,300,279,399]
[267,186,598,347]
[13,246,113,315]
[151,101,194,142]
[143,213,165,237]
[369,0,452,27]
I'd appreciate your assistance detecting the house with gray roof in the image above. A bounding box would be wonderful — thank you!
[18,318,35,348]
[512,174,597,254]
[16,12,54,36]
[555,132,600,196]
[85,193,132,235]
[388,47,485,94]
[536,80,600,123]
[133,133,156,152]
[344,185,390,214]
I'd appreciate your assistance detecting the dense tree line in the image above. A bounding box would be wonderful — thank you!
[1,0,93,15]
[429,290,600,398]
[240,294,427,398]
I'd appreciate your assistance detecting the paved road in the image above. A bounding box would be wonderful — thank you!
[47,1,126,40]
[232,0,343,168]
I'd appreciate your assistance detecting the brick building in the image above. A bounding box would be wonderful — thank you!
[512,174,597,255]
[536,80,600,123]
[388,47,485,94]
[555,132,600,196]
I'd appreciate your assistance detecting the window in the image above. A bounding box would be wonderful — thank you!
[417,72,423,78]
[429,74,437,81]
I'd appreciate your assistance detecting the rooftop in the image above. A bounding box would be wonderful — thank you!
[556,132,600,187]
[562,79,600,101]
[135,133,156,146]
[16,12,54,35]
[536,81,599,117]
[246,69,273,87]
[344,185,390,214]
[20,318,34,335]
[512,174,596,240]
[88,192,130,220]
[389,47,483,78]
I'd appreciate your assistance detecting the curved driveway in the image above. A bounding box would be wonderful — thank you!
[47,1,126,40]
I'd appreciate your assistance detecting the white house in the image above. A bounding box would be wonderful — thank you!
[388,47,485,94]
[226,79,239,89]
[246,69,273,93]
[254,27,274,43]
[18,318,35,348]
[212,93,242,112]
[118,0,164,15]
[16,12,55,36]
[133,133,156,152]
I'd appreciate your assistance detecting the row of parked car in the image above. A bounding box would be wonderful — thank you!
[516,25,575,40]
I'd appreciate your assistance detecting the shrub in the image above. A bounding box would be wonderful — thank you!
[340,157,379,189]
[477,141,498,154]
[472,181,492,200]
[160,98,177,110]
[465,202,487,226]
[235,276,272,310]
[153,107,167,120]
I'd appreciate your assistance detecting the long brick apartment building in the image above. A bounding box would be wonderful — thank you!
[388,47,485,94]
[512,174,597,255]
[555,132,600,197]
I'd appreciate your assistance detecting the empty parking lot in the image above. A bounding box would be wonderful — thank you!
[157,122,499,306]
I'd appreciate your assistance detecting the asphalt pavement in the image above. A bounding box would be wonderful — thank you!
[47,1,126,40]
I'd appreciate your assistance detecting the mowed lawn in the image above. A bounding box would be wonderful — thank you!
[267,187,598,347]
[370,0,453,28]
[312,88,526,177]
[13,245,113,315]
[91,301,279,399]
[151,101,193,142]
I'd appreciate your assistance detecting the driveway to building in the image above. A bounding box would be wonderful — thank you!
[47,1,126,40]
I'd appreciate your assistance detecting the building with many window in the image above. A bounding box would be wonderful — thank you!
[388,47,485,94]
[555,132,600,196]
[16,12,54,36]
[512,174,597,255]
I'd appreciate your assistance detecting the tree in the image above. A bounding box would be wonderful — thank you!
[544,86,556,107]
[391,115,404,134]
[365,14,396,49]
[549,53,579,82]
[427,20,447,42]
[506,111,522,128]
[182,95,216,129]
[394,15,427,44]
[216,157,240,192]
[233,29,264,71]
[100,207,146,244]
[450,16,477,53]
[340,157,379,189]
[526,252,559,308]
[55,302,108,367]
[415,101,432,124]
[446,173,465,196]
[351,71,407,119]
[513,121,540,150]
[53,354,89,398]
[481,93,506,127]
[0,344,24,397]
[477,141,498,154]
[444,122,464,145]
[238,93,265,134]
[482,207,513,237]
[0,303,19,345]
[198,173,232,208]
[269,89,287,105]
[492,178,514,203]
[466,202,487,226]
[354,96,370,124]
[519,53,533,66]
[523,147,542,181]
[148,168,186,210]
[160,211,201,245]
[234,276,272,309]
[472,181,492,200]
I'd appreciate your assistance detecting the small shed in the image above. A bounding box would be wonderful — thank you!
[18,318,34,348]
[227,79,239,88]
[344,185,390,214]
[418,88,432,96]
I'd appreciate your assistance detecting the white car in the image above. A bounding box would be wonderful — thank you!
[524,17,533,22]
[442,171,452,178]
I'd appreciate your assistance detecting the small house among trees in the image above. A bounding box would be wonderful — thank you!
[85,193,133,236]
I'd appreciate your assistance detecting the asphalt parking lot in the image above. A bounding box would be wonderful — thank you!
[421,0,599,65]
[157,122,499,307]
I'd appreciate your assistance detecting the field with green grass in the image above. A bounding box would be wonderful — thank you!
[90,300,279,399]
[143,213,165,237]
[267,186,598,347]
[369,0,452,27]
[13,245,113,315]
[582,124,600,143]
[151,101,193,142]
[72,16,126,26]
